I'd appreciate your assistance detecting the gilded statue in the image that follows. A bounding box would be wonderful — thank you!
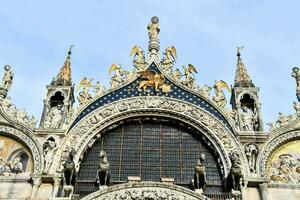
[173,69,183,82]
[1,65,14,92]
[182,64,198,89]
[212,80,231,108]
[137,70,171,93]
[76,77,93,105]
[130,45,145,71]
[161,46,177,72]
[147,16,160,41]
[109,63,124,88]
[198,84,212,99]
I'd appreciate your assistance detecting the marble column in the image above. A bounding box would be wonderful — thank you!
[259,183,268,200]
[52,177,61,198]
[31,177,42,200]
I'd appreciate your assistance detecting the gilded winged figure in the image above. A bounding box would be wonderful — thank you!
[137,70,171,93]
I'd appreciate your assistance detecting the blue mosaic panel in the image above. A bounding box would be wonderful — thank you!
[70,63,232,131]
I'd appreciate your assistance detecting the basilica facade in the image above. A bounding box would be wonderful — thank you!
[0,17,300,200]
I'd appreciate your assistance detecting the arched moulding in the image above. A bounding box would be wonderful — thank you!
[0,125,44,174]
[80,181,208,200]
[257,128,300,177]
[50,96,248,177]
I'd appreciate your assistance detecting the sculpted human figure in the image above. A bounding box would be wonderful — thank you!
[245,144,259,173]
[50,104,64,129]
[1,65,14,91]
[43,139,58,173]
[277,112,289,127]
[147,16,160,40]
[292,67,300,88]
[241,106,254,131]
[93,82,106,96]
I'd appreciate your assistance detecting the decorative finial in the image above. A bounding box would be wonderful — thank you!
[237,46,244,58]
[291,66,300,101]
[67,44,75,58]
[147,16,160,58]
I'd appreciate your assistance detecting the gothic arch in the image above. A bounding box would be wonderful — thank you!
[50,96,248,177]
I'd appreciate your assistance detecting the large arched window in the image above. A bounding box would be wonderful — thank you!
[75,117,224,197]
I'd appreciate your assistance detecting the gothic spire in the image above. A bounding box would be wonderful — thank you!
[234,47,254,87]
[53,45,74,86]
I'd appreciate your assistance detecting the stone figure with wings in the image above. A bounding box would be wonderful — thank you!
[130,45,145,71]
[212,80,231,109]
[182,64,198,89]
[161,46,177,72]
[137,70,171,93]
[76,77,93,106]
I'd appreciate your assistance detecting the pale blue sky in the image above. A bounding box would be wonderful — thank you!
[0,0,299,126]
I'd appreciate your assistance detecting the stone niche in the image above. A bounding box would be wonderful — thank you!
[0,135,33,199]
[266,140,300,184]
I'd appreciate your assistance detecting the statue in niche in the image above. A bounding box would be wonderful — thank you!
[93,81,106,96]
[43,138,58,173]
[76,77,93,105]
[212,80,231,108]
[194,153,206,191]
[161,46,177,72]
[96,150,111,188]
[240,106,254,131]
[50,104,63,129]
[245,143,259,173]
[182,64,198,89]
[147,16,160,40]
[130,45,146,71]
[1,65,14,92]
[229,152,244,191]
[62,148,77,196]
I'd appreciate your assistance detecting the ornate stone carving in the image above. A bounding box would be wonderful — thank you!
[161,46,177,73]
[291,67,300,101]
[245,143,259,173]
[43,138,58,173]
[212,80,231,109]
[0,98,37,128]
[50,96,244,178]
[81,182,206,200]
[93,82,106,96]
[130,45,146,71]
[43,104,64,129]
[77,77,93,106]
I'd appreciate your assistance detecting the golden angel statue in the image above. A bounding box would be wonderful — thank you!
[161,46,177,72]
[137,70,171,93]
[212,80,231,109]
[130,45,145,71]
[76,77,93,105]
[147,16,160,40]
[109,63,124,88]
[1,65,14,92]
[182,64,198,89]
[93,81,106,96]
[173,69,183,82]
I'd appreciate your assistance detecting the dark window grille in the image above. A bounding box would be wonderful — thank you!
[75,118,224,198]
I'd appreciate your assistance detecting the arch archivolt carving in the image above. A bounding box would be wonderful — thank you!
[257,129,300,177]
[81,182,207,200]
[0,125,44,174]
[50,96,248,176]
